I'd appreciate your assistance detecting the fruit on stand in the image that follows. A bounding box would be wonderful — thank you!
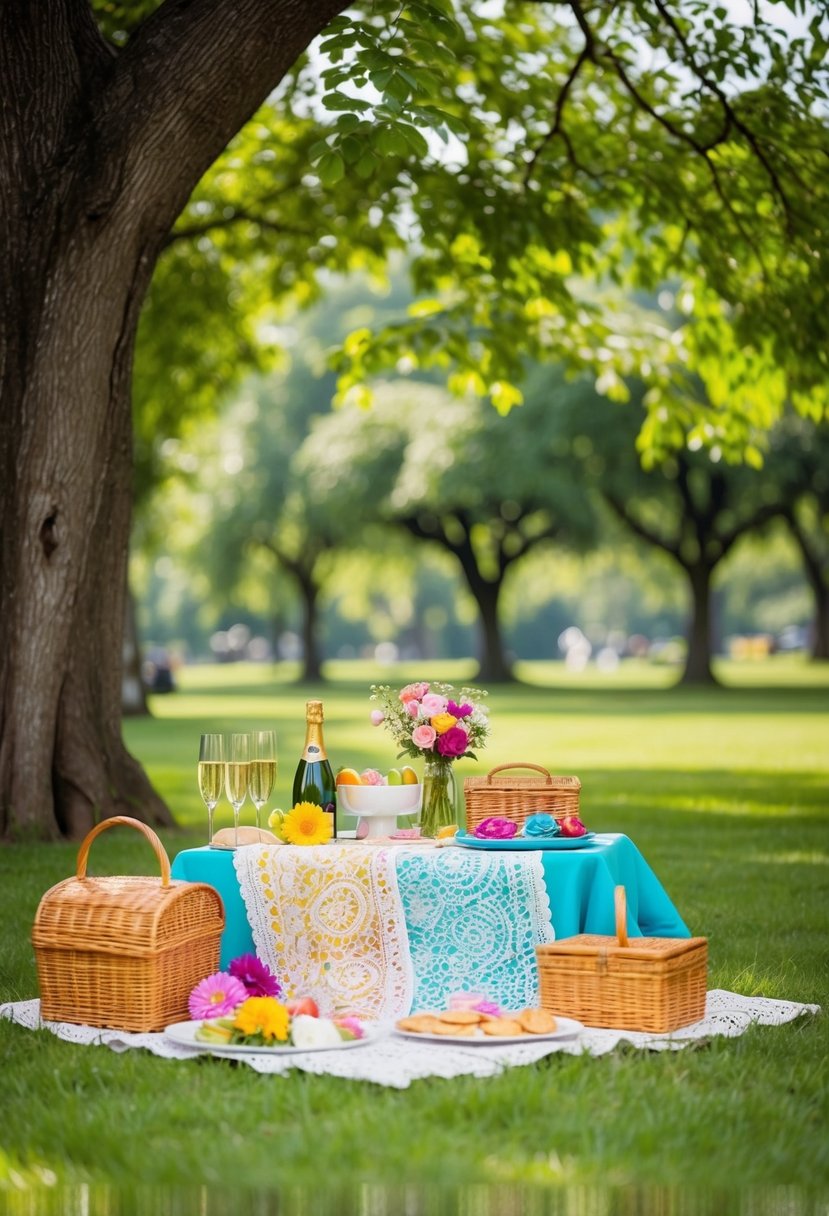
[559,814,588,838]
[401,766,419,785]
[336,767,362,785]
[386,768,402,785]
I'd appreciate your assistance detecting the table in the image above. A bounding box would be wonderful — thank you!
[171,833,689,971]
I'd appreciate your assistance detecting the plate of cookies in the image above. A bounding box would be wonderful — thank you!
[394,1007,584,1045]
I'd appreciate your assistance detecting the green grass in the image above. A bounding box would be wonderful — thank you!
[1,659,827,1212]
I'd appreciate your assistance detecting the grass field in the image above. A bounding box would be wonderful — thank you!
[1,659,827,1215]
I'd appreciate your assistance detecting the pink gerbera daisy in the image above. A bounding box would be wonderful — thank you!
[229,953,282,998]
[188,971,248,1020]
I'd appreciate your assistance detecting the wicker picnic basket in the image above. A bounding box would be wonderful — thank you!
[32,816,224,1032]
[464,763,581,831]
[535,886,708,1033]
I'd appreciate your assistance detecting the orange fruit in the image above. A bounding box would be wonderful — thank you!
[336,767,362,785]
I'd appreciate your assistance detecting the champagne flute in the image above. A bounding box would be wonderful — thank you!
[225,732,251,849]
[198,733,224,847]
[250,729,277,834]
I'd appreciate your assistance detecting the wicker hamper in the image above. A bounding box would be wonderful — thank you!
[32,816,224,1032]
[535,887,708,1033]
[464,763,581,831]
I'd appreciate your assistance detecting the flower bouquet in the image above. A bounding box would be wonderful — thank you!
[188,954,365,1048]
[369,681,489,837]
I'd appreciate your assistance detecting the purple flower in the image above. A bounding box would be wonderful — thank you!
[473,817,518,840]
[447,701,473,719]
[436,725,469,758]
[229,953,282,998]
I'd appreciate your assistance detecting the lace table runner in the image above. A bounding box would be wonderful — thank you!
[234,844,414,1020]
[1,992,819,1089]
[395,847,554,1013]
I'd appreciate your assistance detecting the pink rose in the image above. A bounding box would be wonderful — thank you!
[405,700,421,718]
[400,682,430,703]
[370,709,385,726]
[411,724,437,749]
[436,726,468,758]
[420,693,448,716]
[473,817,518,840]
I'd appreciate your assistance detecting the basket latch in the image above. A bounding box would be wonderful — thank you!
[596,948,609,975]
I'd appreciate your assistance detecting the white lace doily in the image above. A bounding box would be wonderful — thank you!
[1,992,818,1090]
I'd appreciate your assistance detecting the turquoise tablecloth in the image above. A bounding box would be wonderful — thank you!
[171,833,689,970]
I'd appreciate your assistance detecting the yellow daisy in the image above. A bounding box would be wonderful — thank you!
[282,801,333,846]
[233,997,290,1043]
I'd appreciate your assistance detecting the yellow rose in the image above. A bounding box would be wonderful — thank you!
[431,713,458,735]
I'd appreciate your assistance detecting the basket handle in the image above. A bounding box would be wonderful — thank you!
[485,762,553,785]
[76,815,171,887]
[614,885,629,948]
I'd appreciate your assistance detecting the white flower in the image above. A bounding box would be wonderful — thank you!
[290,1014,343,1049]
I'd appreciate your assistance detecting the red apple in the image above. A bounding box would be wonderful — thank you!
[286,996,319,1018]
[559,814,587,838]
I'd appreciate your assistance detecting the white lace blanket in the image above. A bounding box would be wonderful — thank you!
[1,992,819,1090]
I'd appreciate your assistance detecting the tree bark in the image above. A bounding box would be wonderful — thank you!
[785,510,829,661]
[471,577,514,684]
[679,562,718,686]
[122,585,150,717]
[298,576,324,684]
[0,0,347,839]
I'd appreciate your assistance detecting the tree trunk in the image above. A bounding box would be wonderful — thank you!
[679,562,719,686]
[469,577,514,684]
[0,0,347,839]
[810,580,829,661]
[785,513,829,661]
[122,585,150,717]
[298,577,324,684]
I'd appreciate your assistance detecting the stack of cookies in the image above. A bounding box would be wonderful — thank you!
[396,1007,557,1038]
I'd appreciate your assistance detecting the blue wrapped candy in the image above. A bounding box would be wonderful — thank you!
[522,813,561,839]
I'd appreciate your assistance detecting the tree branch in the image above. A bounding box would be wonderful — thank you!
[651,0,796,222]
[90,0,348,242]
[163,208,314,249]
[523,45,591,185]
[603,490,680,558]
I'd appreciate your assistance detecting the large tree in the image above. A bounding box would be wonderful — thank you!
[2,1,826,838]
[0,0,345,840]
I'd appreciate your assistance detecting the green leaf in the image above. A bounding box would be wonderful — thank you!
[322,92,371,113]
[317,151,345,186]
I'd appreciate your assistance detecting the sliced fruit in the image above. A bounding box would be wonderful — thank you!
[285,996,320,1018]
[336,767,362,785]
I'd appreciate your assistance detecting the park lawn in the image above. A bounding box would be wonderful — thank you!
[0,659,827,1211]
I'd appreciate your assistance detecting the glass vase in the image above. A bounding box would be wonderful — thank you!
[420,756,457,838]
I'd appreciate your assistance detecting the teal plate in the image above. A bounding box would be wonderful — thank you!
[454,831,596,851]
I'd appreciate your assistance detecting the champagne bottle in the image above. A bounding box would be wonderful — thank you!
[292,700,337,838]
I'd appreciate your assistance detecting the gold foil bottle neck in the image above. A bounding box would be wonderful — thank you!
[305,700,324,724]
